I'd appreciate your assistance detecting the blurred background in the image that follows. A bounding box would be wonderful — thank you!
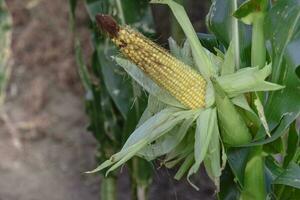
[0,0,215,199]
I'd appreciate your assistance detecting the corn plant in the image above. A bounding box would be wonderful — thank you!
[0,0,12,105]
[88,0,300,199]
[69,0,154,199]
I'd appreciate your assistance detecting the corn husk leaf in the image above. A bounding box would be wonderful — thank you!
[254,94,271,137]
[174,153,194,180]
[122,108,190,149]
[232,95,255,115]
[205,79,215,108]
[87,107,190,175]
[213,79,252,146]
[164,130,194,168]
[168,37,193,67]
[137,95,167,127]
[204,114,222,190]
[138,115,197,161]
[113,56,184,108]
[151,0,215,79]
[221,41,235,75]
[232,95,260,129]
[217,64,284,97]
[187,107,217,190]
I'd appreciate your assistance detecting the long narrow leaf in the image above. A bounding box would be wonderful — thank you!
[188,108,217,189]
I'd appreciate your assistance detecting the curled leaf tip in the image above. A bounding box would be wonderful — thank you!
[95,14,119,37]
[84,167,101,174]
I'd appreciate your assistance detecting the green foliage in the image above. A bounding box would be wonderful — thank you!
[71,0,300,199]
[206,0,252,68]
[208,0,300,199]
[70,0,155,199]
[0,0,12,105]
[264,0,300,130]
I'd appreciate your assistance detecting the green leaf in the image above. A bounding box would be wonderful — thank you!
[151,0,215,78]
[119,0,152,25]
[227,147,250,187]
[265,156,284,181]
[0,0,12,104]
[264,0,300,132]
[87,107,183,174]
[188,108,217,189]
[218,164,240,200]
[240,147,266,200]
[85,0,154,33]
[238,112,299,147]
[204,113,222,189]
[174,153,194,180]
[220,41,235,75]
[138,116,195,161]
[231,95,260,129]
[206,0,252,68]
[136,95,167,127]
[69,0,77,18]
[122,108,185,149]
[233,0,268,24]
[212,79,252,146]
[216,64,284,98]
[122,88,148,144]
[263,137,284,155]
[273,162,300,189]
[85,0,107,20]
[254,94,270,137]
[87,52,122,145]
[197,33,223,54]
[97,48,134,118]
[168,37,193,67]
[274,186,300,200]
[74,40,92,91]
[283,122,300,168]
[164,129,194,168]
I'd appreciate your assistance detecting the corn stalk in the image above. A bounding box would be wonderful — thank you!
[69,0,154,199]
[0,0,12,106]
[73,0,300,199]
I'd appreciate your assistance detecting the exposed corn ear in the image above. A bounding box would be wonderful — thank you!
[96,14,206,109]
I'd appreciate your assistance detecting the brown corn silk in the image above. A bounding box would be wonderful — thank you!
[96,14,206,109]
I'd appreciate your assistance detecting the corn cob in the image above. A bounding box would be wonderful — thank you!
[96,14,206,109]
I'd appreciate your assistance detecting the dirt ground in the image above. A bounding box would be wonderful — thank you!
[0,0,215,199]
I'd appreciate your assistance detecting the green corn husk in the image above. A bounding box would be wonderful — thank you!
[212,78,252,146]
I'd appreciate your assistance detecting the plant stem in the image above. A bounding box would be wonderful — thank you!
[251,12,266,68]
[115,0,125,24]
[240,146,266,200]
[101,176,117,200]
[232,0,240,69]
[240,8,267,200]
[137,185,147,200]
[130,157,151,200]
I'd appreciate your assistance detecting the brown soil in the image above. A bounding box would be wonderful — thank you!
[0,0,215,199]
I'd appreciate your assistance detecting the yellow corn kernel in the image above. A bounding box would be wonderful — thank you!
[96,15,206,109]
